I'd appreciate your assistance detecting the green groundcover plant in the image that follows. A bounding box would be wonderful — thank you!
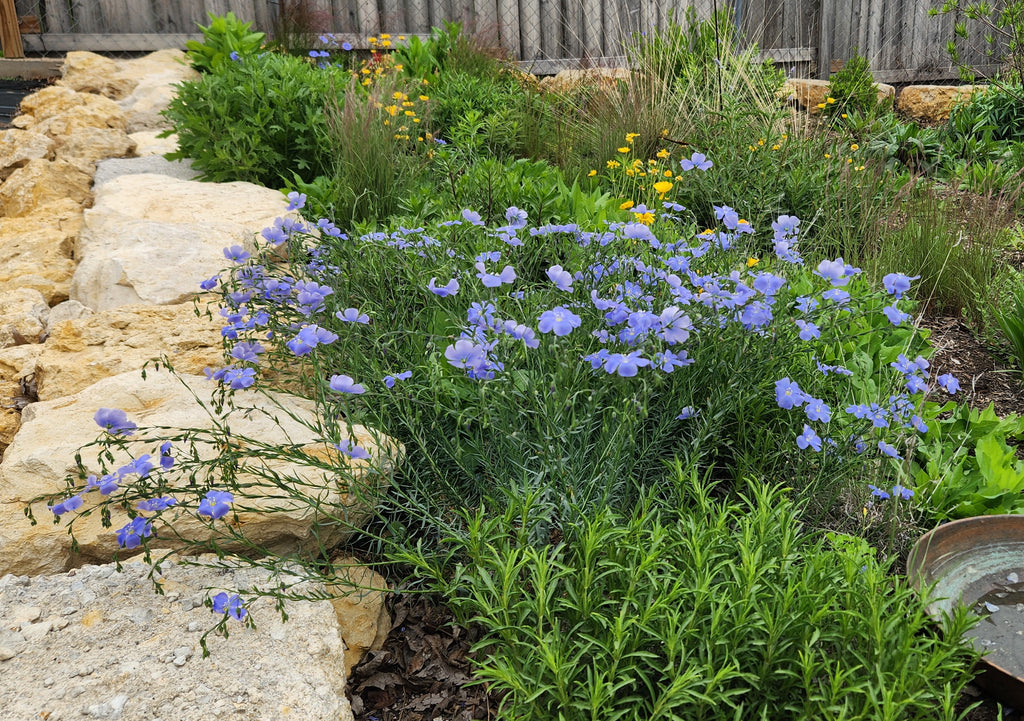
[401,476,980,721]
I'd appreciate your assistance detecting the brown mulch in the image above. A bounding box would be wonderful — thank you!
[347,591,500,721]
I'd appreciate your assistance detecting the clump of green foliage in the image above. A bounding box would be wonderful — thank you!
[824,53,885,120]
[402,477,979,721]
[163,52,338,187]
[185,11,265,73]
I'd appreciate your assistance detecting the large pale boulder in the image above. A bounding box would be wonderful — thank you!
[52,125,136,169]
[56,51,138,99]
[93,154,199,189]
[0,199,81,304]
[17,85,84,122]
[0,288,49,348]
[897,84,984,123]
[34,302,223,400]
[782,78,896,113]
[0,129,54,180]
[0,345,42,452]
[0,367,401,576]
[70,173,291,311]
[0,557,355,721]
[539,67,632,95]
[129,129,180,157]
[0,158,92,217]
[328,556,390,674]
[117,49,199,132]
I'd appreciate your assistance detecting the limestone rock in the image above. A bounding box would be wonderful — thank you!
[117,50,198,132]
[129,129,180,157]
[57,51,137,100]
[70,173,291,311]
[897,84,983,123]
[93,154,199,190]
[328,556,391,674]
[31,93,128,137]
[34,302,223,400]
[0,158,92,217]
[44,300,93,335]
[0,558,355,721]
[0,129,54,180]
[53,125,136,169]
[0,367,401,576]
[0,288,49,348]
[18,85,83,122]
[0,345,42,451]
[0,199,81,304]
[782,78,895,113]
[539,67,633,94]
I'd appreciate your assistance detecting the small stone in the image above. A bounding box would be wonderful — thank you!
[70,580,84,591]
[187,621,202,632]
[55,618,69,630]
[61,606,79,615]
[21,619,52,642]
[0,646,17,660]
[94,566,115,579]
[172,655,187,667]
[43,677,54,687]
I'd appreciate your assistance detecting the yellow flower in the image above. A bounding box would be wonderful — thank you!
[619,200,634,210]
[647,159,657,166]
[816,103,826,109]
[661,128,669,136]
[738,219,750,226]
[617,146,630,153]
[841,113,848,119]
[824,153,831,159]
[663,169,673,177]
[588,169,597,177]
[634,211,654,225]
[417,136,423,142]
[656,149,670,158]
[847,158,852,164]
[402,101,414,107]
[393,91,404,99]
[781,134,788,140]
[368,36,377,43]
[419,95,429,101]
[758,138,765,146]
[850,143,859,151]
[404,110,416,116]
[381,39,392,47]
[746,257,760,268]
[826,97,836,104]
[625,132,640,142]
[398,35,406,40]
[361,67,371,74]
[771,144,780,150]
[412,118,420,123]
[385,104,398,116]
[748,144,756,151]
[637,171,647,177]
[632,159,643,168]
[606,160,620,169]
[856,165,865,171]
[362,78,371,86]
[653,180,673,195]
[380,33,391,39]
[625,169,635,176]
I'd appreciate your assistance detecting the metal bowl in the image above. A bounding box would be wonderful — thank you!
[907,515,1024,707]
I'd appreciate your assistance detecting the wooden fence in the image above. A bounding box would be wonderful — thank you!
[4,0,1010,82]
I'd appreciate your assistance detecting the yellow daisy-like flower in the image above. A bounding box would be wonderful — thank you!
[647,159,657,166]
[653,180,673,195]
[402,100,414,107]
[361,67,371,74]
[404,110,416,116]
[634,211,654,225]
[617,147,630,153]
[758,138,765,146]
[847,158,852,164]
[771,144,780,150]
[606,160,620,169]
[368,36,377,43]
[816,102,826,109]
[419,95,429,101]
[747,257,760,268]
[661,128,669,137]
[841,113,848,119]
[663,169,673,177]
[856,165,865,171]
[632,159,643,168]
[417,136,423,141]
[656,149,670,159]
[380,33,391,39]
[393,91,404,99]
[626,169,636,177]
[619,200,634,210]
[850,143,859,151]
[385,104,398,116]
[748,144,756,151]
[398,35,406,40]
[781,134,788,140]
[824,153,831,159]
[625,132,640,142]
[637,171,647,177]
[381,39,392,47]
[588,169,597,177]
[362,78,371,86]
[412,118,420,123]
[826,97,836,104]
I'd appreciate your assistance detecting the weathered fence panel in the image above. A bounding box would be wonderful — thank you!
[10,0,1014,83]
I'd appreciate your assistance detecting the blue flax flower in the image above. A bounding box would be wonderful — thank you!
[937,373,961,394]
[50,494,84,516]
[602,351,650,377]
[680,152,713,171]
[428,277,460,297]
[869,484,891,500]
[335,439,371,460]
[444,339,486,371]
[883,273,919,299]
[116,517,152,549]
[882,304,911,326]
[329,374,366,394]
[211,592,247,621]
[775,378,807,410]
[94,408,137,436]
[137,496,177,512]
[475,262,516,288]
[383,371,412,388]
[814,258,849,286]
[537,307,582,337]
[160,441,175,470]
[336,308,370,324]
[877,441,901,459]
[286,192,307,211]
[892,484,914,500]
[546,265,574,292]
[223,245,251,263]
[797,425,822,451]
[676,406,699,419]
[198,491,233,520]
[804,398,832,423]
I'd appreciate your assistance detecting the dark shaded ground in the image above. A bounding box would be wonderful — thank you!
[347,591,500,721]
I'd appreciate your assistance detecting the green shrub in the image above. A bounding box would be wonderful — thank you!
[401,477,979,721]
[184,12,265,73]
[947,84,1024,143]
[994,272,1024,377]
[824,53,884,120]
[163,52,339,187]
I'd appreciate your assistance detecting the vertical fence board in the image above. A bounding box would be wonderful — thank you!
[43,0,71,31]
[580,0,599,57]
[520,0,540,59]
[356,0,379,35]
[560,0,580,57]
[69,0,103,31]
[497,0,519,56]
[150,0,205,33]
[406,0,427,32]
[473,0,499,45]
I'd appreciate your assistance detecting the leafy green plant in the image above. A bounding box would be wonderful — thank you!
[994,273,1024,377]
[907,401,1024,518]
[162,52,338,186]
[947,84,1024,143]
[931,0,1024,90]
[824,53,886,121]
[400,476,979,721]
[184,12,265,73]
